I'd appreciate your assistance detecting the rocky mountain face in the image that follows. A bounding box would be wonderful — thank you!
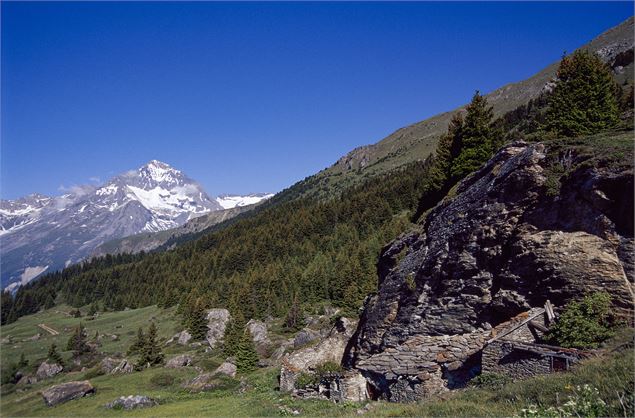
[1,160,221,289]
[343,136,634,401]
[91,202,260,258]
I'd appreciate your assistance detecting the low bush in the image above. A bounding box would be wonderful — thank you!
[150,372,175,388]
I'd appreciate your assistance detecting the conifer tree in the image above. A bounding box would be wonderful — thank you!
[136,322,163,368]
[451,91,495,179]
[545,50,620,137]
[127,327,146,356]
[235,328,259,373]
[186,298,208,341]
[284,294,304,331]
[18,352,28,369]
[223,311,245,358]
[48,343,64,366]
[66,323,90,357]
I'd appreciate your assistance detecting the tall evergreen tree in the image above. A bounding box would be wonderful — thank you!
[127,327,146,356]
[136,322,163,368]
[223,311,245,358]
[235,328,259,372]
[66,323,90,358]
[284,294,304,331]
[544,50,620,137]
[48,343,64,366]
[185,297,208,341]
[451,91,495,179]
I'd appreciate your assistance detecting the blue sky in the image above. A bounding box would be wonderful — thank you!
[1,1,632,199]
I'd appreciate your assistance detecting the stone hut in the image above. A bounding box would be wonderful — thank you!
[481,303,592,379]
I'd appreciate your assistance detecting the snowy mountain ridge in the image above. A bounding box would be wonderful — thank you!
[0,160,272,290]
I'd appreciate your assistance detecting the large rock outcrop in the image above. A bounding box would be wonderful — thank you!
[344,141,634,401]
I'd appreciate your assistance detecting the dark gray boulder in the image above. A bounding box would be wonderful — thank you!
[41,380,95,406]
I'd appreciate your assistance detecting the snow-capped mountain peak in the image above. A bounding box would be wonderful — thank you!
[0,160,224,290]
[138,160,183,187]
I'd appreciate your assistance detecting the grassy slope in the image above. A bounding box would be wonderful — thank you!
[1,304,633,417]
[0,305,180,368]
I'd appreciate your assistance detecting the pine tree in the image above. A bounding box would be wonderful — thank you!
[18,352,28,368]
[284,294,303,331]
[223,311,245,358]
[47,343,64,366]
[451,91,495,179]
[136,322,163,368]
[545,50,620,137]
[88,302,98,316]
[127,327,146,356]
[186,298,208,341]
[235,328,259,373]
[66,323,90,357]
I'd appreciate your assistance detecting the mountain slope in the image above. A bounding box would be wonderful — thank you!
[91,203,258,257]
[307,17,634,197]
[0,160,221,289]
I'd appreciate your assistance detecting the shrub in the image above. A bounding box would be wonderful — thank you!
[150,372,175,388]
[82,366,104,380]
[517,384,607,417]
[546,292,615,348]
[471,372,510,388]
[295,372,320,389]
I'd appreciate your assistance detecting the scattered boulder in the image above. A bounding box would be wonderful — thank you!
[183,373,219,392]
[26,333,41,341]
[99,357,120,374]
[111,359,134,374]
[165,354,192,369]
[247,319,271,355]
[293,328,320,348]
[214,362,237,378]
[41,380,95,407]
[105,395,156,410]
[16,375,37,386]
[206,309,231,348]
[178,330,192,346]
[35,361,63,380]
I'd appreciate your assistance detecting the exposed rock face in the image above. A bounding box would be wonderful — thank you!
[165,354,192,369]
[280,317,357,392]
[206,309,231,348]
[35,361,63,380]
[344,142,634,401]
[105,395,156,410]
[41,380,95,406]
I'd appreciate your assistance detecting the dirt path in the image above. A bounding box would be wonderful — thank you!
[38,324,59,335]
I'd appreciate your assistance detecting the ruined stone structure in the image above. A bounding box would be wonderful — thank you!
[482,340,589,379]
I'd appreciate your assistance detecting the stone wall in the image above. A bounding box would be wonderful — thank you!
[482,340,551,379]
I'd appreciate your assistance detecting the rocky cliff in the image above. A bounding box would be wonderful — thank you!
[343,133,634,401]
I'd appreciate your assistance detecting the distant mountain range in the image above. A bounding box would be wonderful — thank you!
[0,160,271,290]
